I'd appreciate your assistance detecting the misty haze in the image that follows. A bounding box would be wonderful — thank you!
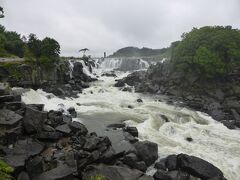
[0,1,240,180]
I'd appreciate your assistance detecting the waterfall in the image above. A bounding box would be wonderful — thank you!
[98,58,150,71]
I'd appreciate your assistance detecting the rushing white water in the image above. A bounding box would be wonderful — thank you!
[22,60,240,180]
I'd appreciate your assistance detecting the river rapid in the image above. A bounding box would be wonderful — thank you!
[21,59,240,180]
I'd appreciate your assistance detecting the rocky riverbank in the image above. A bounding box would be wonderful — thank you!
[0,58,97,98]
[0,80,227,179]
[115,61,240,130]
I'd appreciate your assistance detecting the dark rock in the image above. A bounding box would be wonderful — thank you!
[33,164,74,180]
[82,164,144,180]
[153,170,171,180]
[0,109,23,129]
[124,132,138,144]
[42,124,55,132]
[231,109,240,121]
[47,110,64,127]
[123,127,138,137]
[139,175,154,180]
[123,153,147,172]
[18,171,30,180]
[4,101,23,111]
[185,137,193,142]
[221,120,235,129]
[128,105,134,109]
[101,72,117,77]
[62,115,72,124]
[37,131,63,141]
[27,104,44,111]
[69,121,88,135]
[26,156,44,178]
[154,158,167,171]
[177,154,224,179]
[4,139,44,173]
[23,107,47,134]
[122,87,132,92]
[0,94,21,103]
[56,124,72,135]
[160,114,169,122]
[137,98,143,103]
[165,154,178,171]
[134,140,158,166]
[107,123,126,129]
[67,107,77,118]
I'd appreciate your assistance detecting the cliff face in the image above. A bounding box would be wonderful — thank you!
[0,60,70,88]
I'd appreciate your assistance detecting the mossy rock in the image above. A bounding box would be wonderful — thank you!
[0,159,14,180]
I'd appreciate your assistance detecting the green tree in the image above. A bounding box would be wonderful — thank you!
[26,34,42,62]
[171,26,240,77]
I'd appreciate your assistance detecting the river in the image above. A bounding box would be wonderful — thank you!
[21,58,240,180]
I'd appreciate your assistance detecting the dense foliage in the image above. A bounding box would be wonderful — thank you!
[0,25,60,66]
[171,26,240,77]
[109,46,170,58]
[0,159,13,180]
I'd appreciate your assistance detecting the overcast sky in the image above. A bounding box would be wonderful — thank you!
[1,0,240,57]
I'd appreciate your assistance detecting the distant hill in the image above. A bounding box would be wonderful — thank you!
[109,46,171,59]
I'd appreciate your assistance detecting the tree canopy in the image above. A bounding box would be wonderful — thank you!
[0,25,61,66]
[171,26,240,77]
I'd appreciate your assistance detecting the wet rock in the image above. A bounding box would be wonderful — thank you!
[18,171,30,180]
[185,137,193,142]
[27,104,44,111]
[4,101,23,111]
[123,126,138,137]
[101,72,117,77]
[177,154,224,179]
[123,153,147,172]
[56,124,72,135]
[4,139,44,173]
[128,105,134,109]
[37,131,63,141]
[124,132,138,144]
[139,175,154,180]
[47,110,64,127]
[63,115,72,124]
[165,155,178,171]
[221,120,235,129]
[134,140,158,166]
[160,114,169,122]
[42,124,55,132]
[154,158,167,171]
[82,164,144,180]
[67,107,77,118]
[26,156,44,178]
[0,94,21,103]
[231,109,240,122]
[23,107,47,134]
[69,121,88,135]
[33,164,74,180]
[137,98,143,103]
[107,123,126,129]
[0,109,23,129]
[153,170,171,180]
[122,87,132,92]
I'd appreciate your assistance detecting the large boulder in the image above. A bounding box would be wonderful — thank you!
[0,109,23,129]
[33,164,74,180]
[23,107,47,134]
[69,121,88,135]
[177,154,224,179]
[82,164,144,180]
[3,139,44,173]
[134,140,158,166]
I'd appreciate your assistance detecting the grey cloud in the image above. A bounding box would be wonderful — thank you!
[1,0,240,56]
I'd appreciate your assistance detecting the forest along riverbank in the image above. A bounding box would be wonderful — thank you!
[21,70,240,180]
